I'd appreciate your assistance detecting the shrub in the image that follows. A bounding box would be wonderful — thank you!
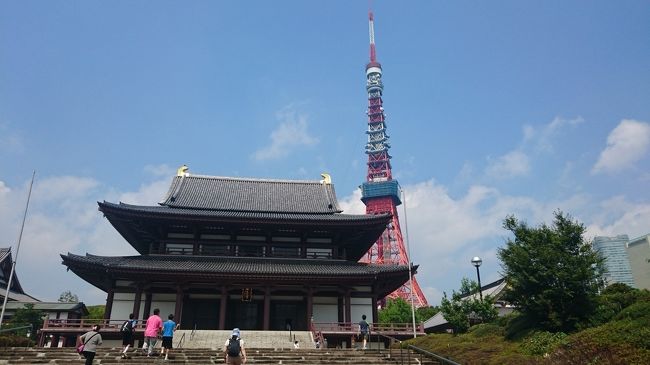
[468,323,505,338]
[504,313,537,340]
[520,331,567,356]
[613,300,650,321]
[0,334,34,347]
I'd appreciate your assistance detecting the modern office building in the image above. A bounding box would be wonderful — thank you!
[626,234,650,290]
[592,235,636,287]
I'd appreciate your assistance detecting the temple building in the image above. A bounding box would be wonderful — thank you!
[61,169,415,332]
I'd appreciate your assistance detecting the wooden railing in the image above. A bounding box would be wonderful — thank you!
[42,318,146,332]
[311,322,425,335]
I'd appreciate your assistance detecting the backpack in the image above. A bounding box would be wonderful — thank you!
[226,337,241,357]
[121,320,133,333]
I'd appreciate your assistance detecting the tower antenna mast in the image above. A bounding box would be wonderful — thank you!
[360,10,428,308]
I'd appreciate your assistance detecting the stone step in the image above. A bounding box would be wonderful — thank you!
[0,347,441,365]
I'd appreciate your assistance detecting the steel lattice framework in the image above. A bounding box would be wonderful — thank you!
[360,11,428,308]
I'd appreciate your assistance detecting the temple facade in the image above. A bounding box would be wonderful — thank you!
[61,169,415,332]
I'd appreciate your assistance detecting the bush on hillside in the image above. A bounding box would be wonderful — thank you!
[503,312,538,340]
[547,300,650,364]
[0,335,34,347]
[520,331,567,356]
[586,284,650,328]
[613,300,650,322]
[468,323,504,338]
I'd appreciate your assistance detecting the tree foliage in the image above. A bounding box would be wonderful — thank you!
[378,298,440,324]
[58,290,79,303]
[84,305,105,320]
[416,305,439,323]
[378,297,413,324]
[440,277,498,333]
[497,211,604,333]
[7,303,44,336]
[588,283,650,327]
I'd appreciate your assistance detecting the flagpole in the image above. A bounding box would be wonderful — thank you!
[400,186,418,338]
[0,170,36,328]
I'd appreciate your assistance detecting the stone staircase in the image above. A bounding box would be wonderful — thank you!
[0,347,443,364]
[174,330,315,349]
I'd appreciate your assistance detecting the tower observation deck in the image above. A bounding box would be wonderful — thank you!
[360,11,428,308]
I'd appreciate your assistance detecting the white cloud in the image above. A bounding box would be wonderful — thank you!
[0,181,10,195]
[143,164,177,178]
[592,119,650,174]
[524,116,584,153]
[585,196,650,239]
[485,150,530,179]
[252,106,319,161]
[480,116,585,182]
[0,172,170,305]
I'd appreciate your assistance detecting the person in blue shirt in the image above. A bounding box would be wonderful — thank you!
[161,314,179,361]
[120,313,137,359]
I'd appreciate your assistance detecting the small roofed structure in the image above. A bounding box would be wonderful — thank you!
[424,278,514,333]
[0,248,40,303]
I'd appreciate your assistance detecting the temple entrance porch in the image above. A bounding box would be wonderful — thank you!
[105,282,376,332]
[155,289,314,331]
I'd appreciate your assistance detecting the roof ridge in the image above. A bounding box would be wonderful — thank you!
[184,174,323,184]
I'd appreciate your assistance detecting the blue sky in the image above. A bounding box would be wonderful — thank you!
[1,1,649,306]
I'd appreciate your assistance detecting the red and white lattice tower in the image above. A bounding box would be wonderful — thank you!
[360,10,428,307]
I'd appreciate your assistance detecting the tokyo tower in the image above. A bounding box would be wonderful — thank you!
[360,10,428,307]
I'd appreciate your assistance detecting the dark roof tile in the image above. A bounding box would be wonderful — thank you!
[160,175,342,214]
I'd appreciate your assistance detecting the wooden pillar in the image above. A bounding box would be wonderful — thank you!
[174,285,184,324]
[263,286,271,330]
[344,291,352,325]
[219,286,227,330]
[132,285,143,321]
[337,296,344,323]
[104,286,114,320]
[143,292,153,320]
[306,287,313,329]
[371,295,378,324]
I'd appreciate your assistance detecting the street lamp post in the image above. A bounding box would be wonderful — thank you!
[471,256,483,301]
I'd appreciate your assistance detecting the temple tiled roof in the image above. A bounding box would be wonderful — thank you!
[99,201,384,223]
[160,174,342,214]
[61,253,410,277]
[0,247,29,297]
[61,253,413,299]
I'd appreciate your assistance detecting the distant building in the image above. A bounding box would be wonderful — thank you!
[626,234,650,290]
[424,278,514,333]
[592,235,636,288]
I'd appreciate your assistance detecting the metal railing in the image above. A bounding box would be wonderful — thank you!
[406,344,462,365]
[176,332,186,349]
[371,332,461,365]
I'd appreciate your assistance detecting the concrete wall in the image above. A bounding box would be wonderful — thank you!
[350,297,373,324]
[313,297,337,323]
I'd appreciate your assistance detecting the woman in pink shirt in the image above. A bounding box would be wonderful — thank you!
[143,308,163,357]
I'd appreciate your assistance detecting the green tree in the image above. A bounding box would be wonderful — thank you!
[416,305,439,323]
[84,305,105,320]
[378,298,413,323]
[58,290,79,303]
[7,303,44,336]
[497,211,604,333]
[440,277,498,333]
